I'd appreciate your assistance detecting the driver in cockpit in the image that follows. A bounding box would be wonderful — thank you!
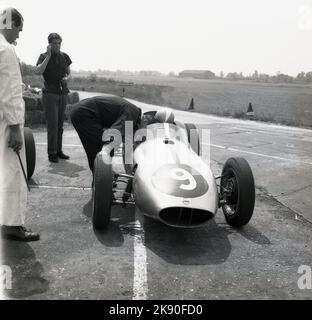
[139,107,175,129]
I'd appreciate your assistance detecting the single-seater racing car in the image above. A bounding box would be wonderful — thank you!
[92,108,255,230]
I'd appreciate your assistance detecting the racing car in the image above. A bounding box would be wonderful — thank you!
[92,108,255,230]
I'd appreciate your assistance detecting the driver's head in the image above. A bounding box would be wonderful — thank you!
[155,107,175,123]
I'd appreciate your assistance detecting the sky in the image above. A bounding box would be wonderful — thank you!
[0,0,312,76]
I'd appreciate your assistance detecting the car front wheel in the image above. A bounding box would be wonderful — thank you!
[92,153,113,230]
[220,157,255,227]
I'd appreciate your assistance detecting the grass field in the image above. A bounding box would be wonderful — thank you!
[24,74,312,128]
[104,75,312,128]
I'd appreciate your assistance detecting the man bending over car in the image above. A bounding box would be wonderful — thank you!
[70,94,141,172]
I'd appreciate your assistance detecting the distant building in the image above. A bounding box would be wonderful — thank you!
[179,70,215,79]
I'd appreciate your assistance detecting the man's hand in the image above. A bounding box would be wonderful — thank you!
[46,44,52,57]
[21,83,27,92]
[8,125,23,153]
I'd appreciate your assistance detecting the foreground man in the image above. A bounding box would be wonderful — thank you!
[35,32,72,163]
[0,8,39,241]
[70,95,141,172]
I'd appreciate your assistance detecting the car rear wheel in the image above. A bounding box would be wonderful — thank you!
[220,157,255,227]
[184,123,200,155]
[24,127,36,180]
[92,153,113,230]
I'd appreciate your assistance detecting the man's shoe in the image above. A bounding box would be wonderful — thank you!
[1,226,40,242]
[49,154,59,163]
[57,151,70,160]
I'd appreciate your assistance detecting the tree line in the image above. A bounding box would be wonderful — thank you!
[219,70,312,84]
[19,62,312,85]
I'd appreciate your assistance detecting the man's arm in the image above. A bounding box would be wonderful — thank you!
[34,45,51,75]
[63,53,72,81]
[63,66,71,81]
[66,66,71,76]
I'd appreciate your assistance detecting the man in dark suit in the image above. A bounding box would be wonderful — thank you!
[70,94,141,172]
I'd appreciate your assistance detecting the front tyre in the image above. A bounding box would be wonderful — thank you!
[220,157,255,227]
[92,153,113,230]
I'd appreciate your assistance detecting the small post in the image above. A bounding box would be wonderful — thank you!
[188,97,195,111]
[247,102,254,117]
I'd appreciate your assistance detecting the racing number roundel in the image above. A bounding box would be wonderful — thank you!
[151,164,209,198]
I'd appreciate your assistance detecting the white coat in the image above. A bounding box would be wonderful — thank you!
[0,33,27,226]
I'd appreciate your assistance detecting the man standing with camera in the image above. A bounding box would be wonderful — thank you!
[35,33,72,163]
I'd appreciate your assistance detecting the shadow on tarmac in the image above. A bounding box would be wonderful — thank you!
[142,217,232,265]
[236,224,271,245]
[83,198,93,218]
[48,161,86,177]
[82,193,271,265]
[82,195,270,266]
[83,198,135,247]
[142,217,270,266]
[2,240,50,299]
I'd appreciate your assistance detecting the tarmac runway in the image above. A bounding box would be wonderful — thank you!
[1,93,312,300]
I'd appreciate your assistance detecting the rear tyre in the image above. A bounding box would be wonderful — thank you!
[220,157,255,227]
[184,123,200,155]
[92,153,113,230]
[24,127,36,180]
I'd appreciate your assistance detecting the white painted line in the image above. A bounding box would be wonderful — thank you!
[36,143,83,148]
[133,210,148,300]
[36,143,124,157]
[164,123,170,138]
[203,143,312,165]
[230,126,312,141]
[0,241,4,300]
[0,284,5,301]
[31,185,91,191]
[0,249,10,300]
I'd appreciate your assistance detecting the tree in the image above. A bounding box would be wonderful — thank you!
[272,73,294,83]
[305,72,312,82]
[296,71,305,80]
[252,70,259,79]
[20,61,36,76]
[226,72,240,80]
[258,73,270,82]
[88,73,98,82]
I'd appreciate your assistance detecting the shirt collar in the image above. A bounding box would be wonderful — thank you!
[0,33,10,46]
[0,33,6,42]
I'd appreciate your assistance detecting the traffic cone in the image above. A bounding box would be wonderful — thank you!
[247,102,254,116]
[188,97,195,111]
